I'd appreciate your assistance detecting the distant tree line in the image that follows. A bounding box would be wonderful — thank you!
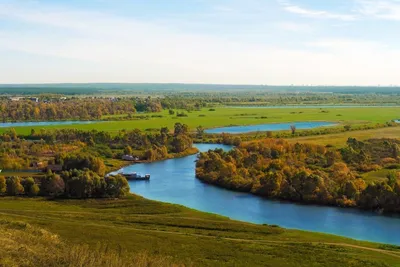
[0,98,136,121]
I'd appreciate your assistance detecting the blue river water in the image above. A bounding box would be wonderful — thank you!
[113,144,400,245]
[205,121,335,134]
[0,121,97,128]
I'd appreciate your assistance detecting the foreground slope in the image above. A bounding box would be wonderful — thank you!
[1,195,400,266]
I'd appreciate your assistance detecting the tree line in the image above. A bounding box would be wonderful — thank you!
[0,98,136,121]
[196,138,400,213]
[0,171,129,198]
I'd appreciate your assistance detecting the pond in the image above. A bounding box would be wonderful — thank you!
[205,121,336,134]
[112,144,400,245]
[0,121,97,128]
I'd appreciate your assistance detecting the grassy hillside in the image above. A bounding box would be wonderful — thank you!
[2,106,399,135]
[1,195,400,266]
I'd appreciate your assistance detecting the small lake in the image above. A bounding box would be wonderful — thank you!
[112,144,400,245]
[205,121,335,134]
[0,121,97,128]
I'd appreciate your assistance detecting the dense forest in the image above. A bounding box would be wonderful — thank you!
[196,138,400,213]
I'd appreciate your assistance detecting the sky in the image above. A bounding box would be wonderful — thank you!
[1,0,400,85]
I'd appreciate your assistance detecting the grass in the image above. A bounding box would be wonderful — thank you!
[287,127,400,147]
[0,171,44,178]
[2,106,400,135]
[0,196,400,266]
[362,169,400,184]
[0,219,179,267]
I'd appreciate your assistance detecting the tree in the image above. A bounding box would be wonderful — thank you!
[172,135,192,153]
[124,145,133,156]
[63,169,99,198]
[105,174,130,197]
[6,176,24,196]
[147,101,162,112]
[343,181,358,200]
[9,128,18,140]
[41,172,65,197]
[387,171,398,188]
[145,148,156,161]
[391,143,400,159]
[90,157,106,176]
[290,125,296,135]
[0,176,6,194]
[196,126,205,138]
[23,177,40,197]
[174,123,188,136]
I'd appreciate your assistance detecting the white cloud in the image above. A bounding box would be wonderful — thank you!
[356,0,400,21]
[279,0,356,21]
[0,1,400,85]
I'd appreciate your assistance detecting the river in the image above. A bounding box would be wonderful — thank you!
[0,121,97,128]
[113,144,400,245]
[205,121,335,134]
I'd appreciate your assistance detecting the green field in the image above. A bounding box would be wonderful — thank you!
[288,127,400,147]
[2,107,400,135]
[1,195,400,267]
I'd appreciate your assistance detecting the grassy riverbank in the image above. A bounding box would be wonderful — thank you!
[1,195,400,266]
[2,107,399,135]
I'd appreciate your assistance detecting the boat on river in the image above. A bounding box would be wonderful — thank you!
[122,172,150,181]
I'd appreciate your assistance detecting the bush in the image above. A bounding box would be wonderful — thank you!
[176,112,188,117]
[385,164,400,170]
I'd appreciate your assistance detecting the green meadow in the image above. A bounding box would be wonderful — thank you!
[288,126,400,147]
[1,196,400,267]
[3,106,400,135]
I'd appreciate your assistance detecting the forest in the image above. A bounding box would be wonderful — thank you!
[0,123,194,198]
[196,138,400,213]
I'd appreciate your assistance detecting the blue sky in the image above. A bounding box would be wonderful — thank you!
[1,0,400,85]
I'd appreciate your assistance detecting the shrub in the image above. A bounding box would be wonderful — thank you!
[176,112,188,117]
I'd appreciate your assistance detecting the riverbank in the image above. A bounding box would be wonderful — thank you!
[1,195,399,267]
